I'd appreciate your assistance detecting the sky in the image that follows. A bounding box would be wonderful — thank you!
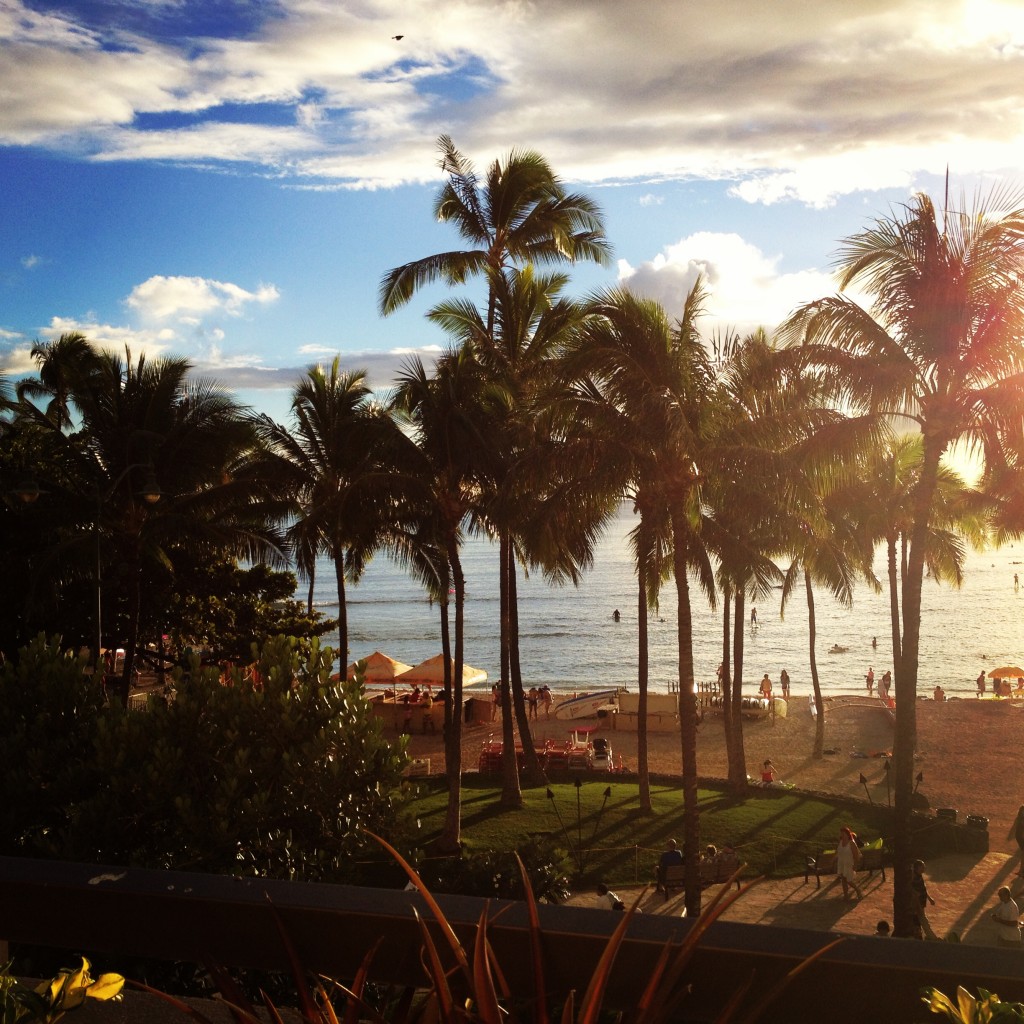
[2,0,1024,423]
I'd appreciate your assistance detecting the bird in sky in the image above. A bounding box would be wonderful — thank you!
[392,34,404,40]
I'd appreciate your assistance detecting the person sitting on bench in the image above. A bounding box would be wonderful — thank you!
[656,838,683,892]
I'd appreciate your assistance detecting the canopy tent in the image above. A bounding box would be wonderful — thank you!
[346,651,414,683]
[396,654,488,687]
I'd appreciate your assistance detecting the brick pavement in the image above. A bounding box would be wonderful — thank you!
[566,850,1024,945]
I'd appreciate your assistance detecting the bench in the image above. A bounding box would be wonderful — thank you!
[804,842,889,888]
[660,857,742,898]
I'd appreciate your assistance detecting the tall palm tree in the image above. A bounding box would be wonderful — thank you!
[580,282,718,915]
[253,359,399,662]
[379,135,610,328]
[781,185,1024,936]
[391,349,496,850]
[429,267,611,796]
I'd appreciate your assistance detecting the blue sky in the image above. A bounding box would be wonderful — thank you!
[3,0,1023,422]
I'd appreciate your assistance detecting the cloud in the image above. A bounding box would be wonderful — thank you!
[618,231,838,335]
[20,254,43,269]
[125,275,279,321]
[1,0,1022,201]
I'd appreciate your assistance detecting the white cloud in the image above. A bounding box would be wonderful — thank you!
[20,254,42,269]
[125,275,279,321]
[1,0,1022,201]
[618,231,839,335]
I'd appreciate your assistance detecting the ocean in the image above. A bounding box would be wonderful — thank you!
[308,504,1024,700]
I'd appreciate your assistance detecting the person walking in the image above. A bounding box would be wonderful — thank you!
[865,667,875,695]
[977,669,987,697]
[759,673,772,699]
[836,827,863,900]
[912,859,938,939]
[780,668,790,700]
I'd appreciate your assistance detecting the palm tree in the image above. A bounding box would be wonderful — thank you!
[391,349,496,850]
[20,345,280,705]
[780,184,1024,936]
[379,135,610,328]
[253,359,399,662]
[429,266,612,796]
[579,282,718,915]
[17,332,100,430]
[854,436,986,707]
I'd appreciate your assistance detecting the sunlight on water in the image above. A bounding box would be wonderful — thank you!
[308,506,1024,699]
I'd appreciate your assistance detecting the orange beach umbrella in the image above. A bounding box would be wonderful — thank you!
[988,666,1024,678]
[346,651,414,682]
[397,654,488,687]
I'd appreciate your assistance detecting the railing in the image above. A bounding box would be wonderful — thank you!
[2,855,1022,1022]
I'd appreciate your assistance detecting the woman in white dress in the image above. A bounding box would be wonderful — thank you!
[836,827,863,900]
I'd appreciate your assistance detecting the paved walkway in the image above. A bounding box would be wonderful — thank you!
[566,850,1024,944]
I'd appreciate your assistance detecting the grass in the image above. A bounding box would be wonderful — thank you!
[401,776,894,885]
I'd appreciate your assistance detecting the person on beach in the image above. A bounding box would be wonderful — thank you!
[977,670,986,697]
[874,920,891,936]
[865,667,874,695]
[933,685,946,702]
[527,686,539,719]
[880,670,892,699]
[912,859,938,939]
[760,759,779,786]
[836,827,863,900]
[991,886,1022,945]
[780,668,790,699]
[540,685,552,718]
[491,683,500,721]
[759,674,772,699]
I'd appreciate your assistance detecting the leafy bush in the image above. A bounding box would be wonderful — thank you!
[0,636,107,856]
[0,634,409,883]
[418,837,573,903]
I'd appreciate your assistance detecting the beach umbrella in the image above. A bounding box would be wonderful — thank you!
[988,666,1024,678]
[397,654,488,687]
[346,651,414,682]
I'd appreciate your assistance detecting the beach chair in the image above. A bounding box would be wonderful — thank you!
[592,736,612,771]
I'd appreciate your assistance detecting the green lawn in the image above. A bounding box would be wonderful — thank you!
[401,776,893,885]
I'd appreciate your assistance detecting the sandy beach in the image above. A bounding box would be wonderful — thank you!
[403,694,1023,854]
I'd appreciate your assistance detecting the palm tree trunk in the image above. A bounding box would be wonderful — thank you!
[498,532,522,808]
[510,560,545,786]
[887,536,903,681]
[438,548,466,851]
[727,589,747,791]
[804,568,826,757]
[637,545,652,813]
[438,545,464,852]
[334,554,349,663]
[891,441,942,937]
[720,582,734,769]
[670,510,701,917]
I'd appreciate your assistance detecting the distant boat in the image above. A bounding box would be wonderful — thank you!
[554,688,622,720]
